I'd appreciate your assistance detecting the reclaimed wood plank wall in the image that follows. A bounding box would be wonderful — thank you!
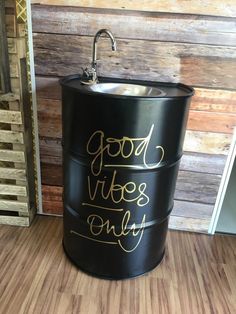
[31,1,236,232]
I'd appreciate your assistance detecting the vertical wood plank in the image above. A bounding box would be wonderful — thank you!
[20,58,37,216]
[0,0,11,93]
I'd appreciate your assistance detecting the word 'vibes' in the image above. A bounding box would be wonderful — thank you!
[72,124,165,253]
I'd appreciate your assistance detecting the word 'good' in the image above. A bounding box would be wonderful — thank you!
[86,124,164,176]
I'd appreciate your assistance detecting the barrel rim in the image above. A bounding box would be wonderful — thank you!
[60,74,194,100]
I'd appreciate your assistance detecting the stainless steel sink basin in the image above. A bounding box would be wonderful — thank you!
[87,83,166,97]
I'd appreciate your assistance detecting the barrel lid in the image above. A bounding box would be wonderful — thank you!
[60,74,194,99]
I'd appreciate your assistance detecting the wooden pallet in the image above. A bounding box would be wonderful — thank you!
[0,0,37,226]
[0,93,35,226]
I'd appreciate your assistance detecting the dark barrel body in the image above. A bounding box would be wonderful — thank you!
[61,75,194,279]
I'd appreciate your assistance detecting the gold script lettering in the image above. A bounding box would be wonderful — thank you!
[72,124,165,253]
[87,170,149,207]
[86,124,164,176]
[87,211,146,253]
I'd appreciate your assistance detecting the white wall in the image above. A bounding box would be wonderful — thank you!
[216,157,236,234]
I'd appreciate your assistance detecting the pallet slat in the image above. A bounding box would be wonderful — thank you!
[7,37,17,53]
[0,109,22,124]
[0,149,25,162]
[0,184,27,196]
[0,200,28,212]
[5,14,16,38]
[0,167,26,180]
[0,216,29,227]
[0,130,24,144]
[0,93,19,102]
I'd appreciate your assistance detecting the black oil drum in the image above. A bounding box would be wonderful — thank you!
[60,75,194,279]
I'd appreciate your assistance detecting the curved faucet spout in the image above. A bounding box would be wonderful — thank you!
[80,29,117,85]
[92,29,117,77]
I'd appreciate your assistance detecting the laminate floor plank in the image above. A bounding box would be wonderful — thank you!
[0,216,235,314]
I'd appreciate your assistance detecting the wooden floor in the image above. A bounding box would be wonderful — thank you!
[0,216,235,314]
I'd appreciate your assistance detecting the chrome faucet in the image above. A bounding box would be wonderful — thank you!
[81,29,117,85]
[92,29,117,75]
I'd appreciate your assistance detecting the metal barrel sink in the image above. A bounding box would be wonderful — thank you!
[60,75,194,279]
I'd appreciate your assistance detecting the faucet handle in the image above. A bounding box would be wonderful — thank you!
[80,66,97,85]
[81,67,90,78]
